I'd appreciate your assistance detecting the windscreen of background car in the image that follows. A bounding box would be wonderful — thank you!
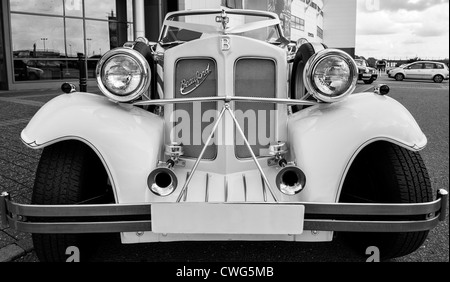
[355,60,364,67]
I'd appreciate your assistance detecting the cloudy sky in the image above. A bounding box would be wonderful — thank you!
[356,0,449,60]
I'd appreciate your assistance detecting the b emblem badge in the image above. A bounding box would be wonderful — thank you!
[221,37,231,51]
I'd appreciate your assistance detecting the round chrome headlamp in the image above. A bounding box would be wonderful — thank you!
[96,48,151,103]
[304,49,358,103]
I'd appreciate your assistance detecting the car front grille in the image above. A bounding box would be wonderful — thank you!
[174,58,218,159]
[172,57,276,160]
[234,58,276,158]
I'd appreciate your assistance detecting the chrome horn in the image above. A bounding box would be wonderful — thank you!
[147,144,183,197]
[148,164,178,197]
[269,142,306,195]
[275,166,306,195]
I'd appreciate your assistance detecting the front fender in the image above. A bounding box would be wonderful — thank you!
[21,93,164,203]
[289,93,427,203]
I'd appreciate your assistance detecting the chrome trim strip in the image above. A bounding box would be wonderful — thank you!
[224,176,229,203]
[165,9,279,20]
[8,217,152,234]
[242,174,248,202]
[302,200,443,215]
[261,175,267,203]
[303,217,440,233]
[18,135,119,203]
[4,193,445,217]
[5,216,441,234]
[133,96,319,106]
[205,174,210,203]
[6,201,152,217]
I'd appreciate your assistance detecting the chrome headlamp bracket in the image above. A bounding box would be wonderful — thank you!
[267,142,289,167]
[164,143,185,167]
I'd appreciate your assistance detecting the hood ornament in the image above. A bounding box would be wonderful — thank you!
[180,64,212,95]
[215,9,230,30]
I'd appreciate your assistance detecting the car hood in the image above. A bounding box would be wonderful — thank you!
[358,66,376,72]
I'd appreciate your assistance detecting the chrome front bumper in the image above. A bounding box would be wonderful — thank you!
[1,190,447,235]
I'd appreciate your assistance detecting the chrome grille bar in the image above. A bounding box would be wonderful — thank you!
[133,96,319,106]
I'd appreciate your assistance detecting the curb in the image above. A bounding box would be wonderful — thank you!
[0,243,26,262]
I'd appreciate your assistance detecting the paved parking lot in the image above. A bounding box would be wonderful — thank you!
[0,87,99,262]
[0,75,448,262]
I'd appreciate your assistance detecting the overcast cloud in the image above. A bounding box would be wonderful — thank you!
[356,0,449,59]
[363,0,448,12]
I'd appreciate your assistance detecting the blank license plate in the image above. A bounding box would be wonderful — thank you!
[151,203,304,235]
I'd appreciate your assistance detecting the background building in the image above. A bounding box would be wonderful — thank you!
[0,0,356,91]
[1,0,136,90]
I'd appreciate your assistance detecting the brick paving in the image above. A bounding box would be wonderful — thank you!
[0,88,62,262]
[0,86,101,262]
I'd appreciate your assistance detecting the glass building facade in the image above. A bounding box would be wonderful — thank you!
[1,0,354,91]
[0,2,8,90]
[1,0,135,90]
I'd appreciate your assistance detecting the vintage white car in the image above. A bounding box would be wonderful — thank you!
[0,9,447,262]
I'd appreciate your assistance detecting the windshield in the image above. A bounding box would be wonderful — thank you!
[160,12,282,46]
[355,60,367,67]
